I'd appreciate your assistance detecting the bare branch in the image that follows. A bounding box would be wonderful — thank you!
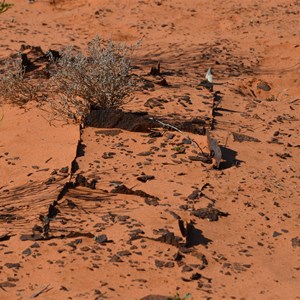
[150,117,205,154]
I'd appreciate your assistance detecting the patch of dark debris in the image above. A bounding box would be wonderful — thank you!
[191,207,229,222]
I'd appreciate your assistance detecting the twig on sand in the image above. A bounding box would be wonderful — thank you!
[30,284,51,299]
[150,117,205,154]
[0,1,13,14]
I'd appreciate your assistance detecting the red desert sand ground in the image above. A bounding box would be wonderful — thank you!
[0,0,300,299]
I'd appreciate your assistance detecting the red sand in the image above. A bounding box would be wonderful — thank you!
[0,1,299,299]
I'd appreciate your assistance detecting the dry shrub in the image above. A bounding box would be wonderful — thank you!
[49,36,135,122]
[0,54,45,106]
[0,37,137,123]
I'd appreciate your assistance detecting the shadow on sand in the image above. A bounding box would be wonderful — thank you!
[186,223,212,247]
[220,146,243,170]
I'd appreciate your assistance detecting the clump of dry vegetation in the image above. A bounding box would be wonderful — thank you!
[49,36,135,122]
[0,36,136,122]
[0,54,45,106]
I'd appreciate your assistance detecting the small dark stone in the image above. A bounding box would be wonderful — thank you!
[109,255,123,263]
[75,174,97,189]
[164,262,175,268]
[191,207,229,221]
[5,263,21,269]
[145,197,159,206]
[73,238,82,244]
[137,151,154,156]
[192,252,208,266]
[174,251,184,261]
[257,81,271,91]
[153,228,170,235]
[111,184,155,198]
[30,242,40,248]
[190,272,202,280]
[117,250,131,257]
[80,246,90,252]
[155,260,165,268]
[129,229,145,239]
[165,133,175,140]
[182,265,193,272]
[148,131,163,138]
[45,177,55,185]
[117,215,130,222]
[182,138,192,144]
[188,189,201,200]
[179,205,189,211]
[94,234,108,244]
[291,237,300,248]
[67,242,77,250]
[181,95,191,103]
[273,231,282,238]
[155,231,182,246]
[157,78,169,86]
[66,199,77,209]
[22,248,32,256]
[144,98,164,108]
[0,233,12,242]
[142,81,155,90]
[102,152,116,159]
[137,175,155,183]
[59,166,69,173]
[191,264,206,270]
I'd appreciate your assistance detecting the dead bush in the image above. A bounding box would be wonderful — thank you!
[49,36,135,122]
[0,54,45,106]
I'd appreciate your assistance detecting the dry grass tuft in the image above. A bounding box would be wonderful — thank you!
[0,54,46,106]
[49,36,136,122]
[0,36,137,123]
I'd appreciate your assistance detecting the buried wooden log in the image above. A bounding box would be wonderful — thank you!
[30,284,52,299]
